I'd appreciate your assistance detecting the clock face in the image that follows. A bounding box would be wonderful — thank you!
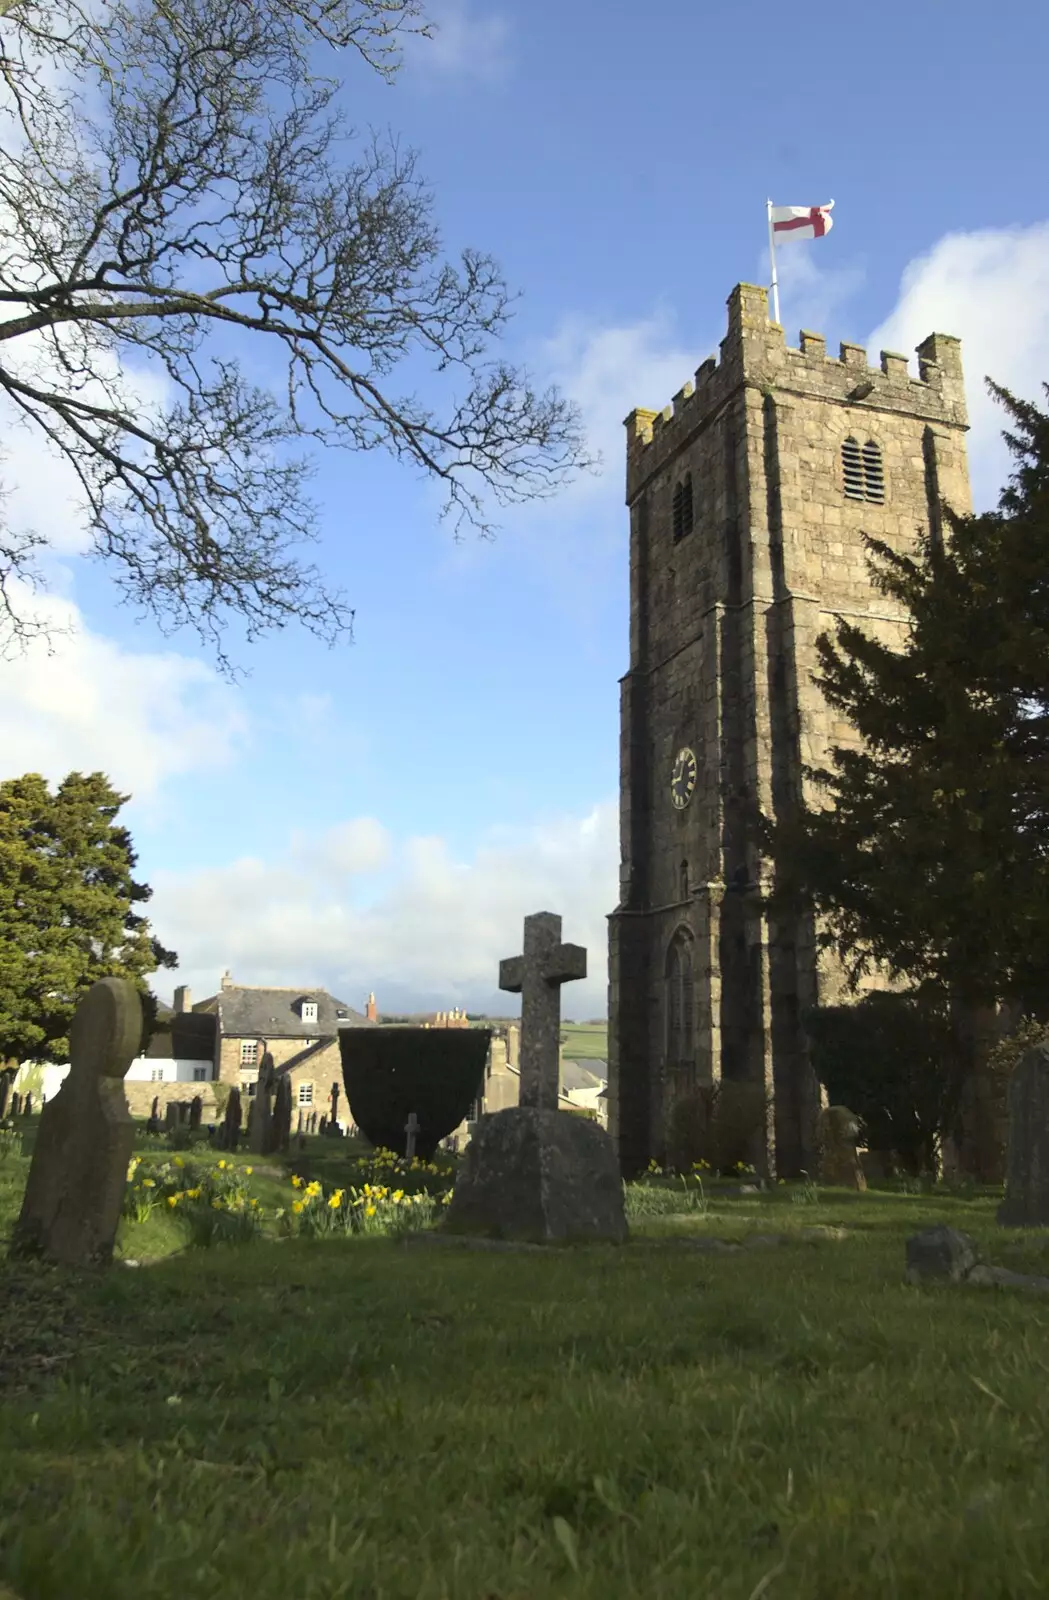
[671,747,697,810]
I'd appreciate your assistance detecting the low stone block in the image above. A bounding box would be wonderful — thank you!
[444,1106,628,1245]
[905,1225,978,1284]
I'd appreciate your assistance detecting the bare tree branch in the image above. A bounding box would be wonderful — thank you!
[0,0,592,674]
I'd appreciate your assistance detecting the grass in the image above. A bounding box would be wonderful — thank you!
[3,1129,1049,1597]
[560,1022,608,1062]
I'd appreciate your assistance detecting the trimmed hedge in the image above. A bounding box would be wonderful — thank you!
[339,1028,492,1159]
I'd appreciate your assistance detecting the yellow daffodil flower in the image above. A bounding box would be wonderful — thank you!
[365,1204,376,1217]
[291,1175,303,1188]
[292,1200,304,1214]
[245,1166,253,1176]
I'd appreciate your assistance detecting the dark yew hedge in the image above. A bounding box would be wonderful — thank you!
[339,1028,492,1160]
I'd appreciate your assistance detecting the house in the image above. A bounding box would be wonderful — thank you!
[21,971,377,1124]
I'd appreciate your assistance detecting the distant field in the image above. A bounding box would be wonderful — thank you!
[560,1021,608,1061]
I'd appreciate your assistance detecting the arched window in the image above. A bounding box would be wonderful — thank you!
[671,473,694,541]
[842,437,885,504]
[665,929,695,1066]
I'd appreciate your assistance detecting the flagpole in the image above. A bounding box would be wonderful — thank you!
[766,199,781,326]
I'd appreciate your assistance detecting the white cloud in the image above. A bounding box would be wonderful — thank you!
[150,801,618,1019]
[769,239,867,342]
[866,223,1049,512]
[407,0,509,80]
[0,582,248,800]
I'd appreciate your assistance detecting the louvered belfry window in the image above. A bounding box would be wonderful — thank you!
[671,473,694,541]
[842,437,885,503]
[666,931,695,1065]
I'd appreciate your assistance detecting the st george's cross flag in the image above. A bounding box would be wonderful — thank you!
[769,202,834,241]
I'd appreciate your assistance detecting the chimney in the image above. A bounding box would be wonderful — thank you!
[366,991,377,1023]
[221,969,233,990]
[173,984,191,1015]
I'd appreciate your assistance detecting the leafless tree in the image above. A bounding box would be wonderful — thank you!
[0,0,590,671]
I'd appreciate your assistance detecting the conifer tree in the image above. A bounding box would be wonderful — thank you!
[0,771,176,1066]
[764,381,1049,1177]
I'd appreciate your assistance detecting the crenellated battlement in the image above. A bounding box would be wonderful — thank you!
[625,283,967,501]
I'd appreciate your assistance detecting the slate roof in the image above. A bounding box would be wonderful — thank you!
[194,985,374,1039]
[144,1011,217,1062]
[561,1059,606,1092]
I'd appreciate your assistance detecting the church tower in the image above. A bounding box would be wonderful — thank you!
[607,283,971,1179]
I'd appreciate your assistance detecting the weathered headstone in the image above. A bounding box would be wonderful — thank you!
[272,1074,292,1153]
[998,1034,1049,1226]
[189,1095,203,1131]
[249,1048,275,1155]
[404,1111,420,1160]
[446,913,627,1244]
[817,1105,866,1190]
[223,1085,243,1152]
[165,1102,178,1132]
[0,1068,13,1120]
[906,1225,978,1284]
[22,1093,32,1118]
[296,1110,303,1136]
[319,1115,327,1136]
[330,1081,340,1124]
[146,1095,161,1135]
[10,1092,22,1118]
[12,978,141,1267]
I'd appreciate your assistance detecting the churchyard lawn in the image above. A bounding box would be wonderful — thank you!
[2,1131,1049,1599]
[560,1022,608,1061]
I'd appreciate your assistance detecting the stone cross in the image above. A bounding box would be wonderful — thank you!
[499,912,586,1111]
[404,1111,420,1160]
[13,977,141,1267]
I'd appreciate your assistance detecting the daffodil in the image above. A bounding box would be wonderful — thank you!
[174,1156,184,1167]
[327,1193,341,1210]
[245,1166,253,1176]
[291,1175,304,1188]
[217,1159,227,1170]
[141,1178,155,1189]
[292,1199,304,1214]
[167,1194,180,1208]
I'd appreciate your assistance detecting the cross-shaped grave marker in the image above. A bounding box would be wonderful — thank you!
[499,911,586,1111]
[404,1110,420,1160]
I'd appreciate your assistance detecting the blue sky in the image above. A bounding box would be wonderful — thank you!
[3,0,1049,1020]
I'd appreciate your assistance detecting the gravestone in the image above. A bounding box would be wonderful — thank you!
[22,1093,32,1117]
[817,1105,866,1190]
[319,1115,327,1136]
[0,1068,13,1120]
[998,1034,1049,1226]
[272,1074,292,1153]
[164,1102,178,1132]
[249,1048,275,1155]
[189,1095,203,1131]
[330,1082,340,1124]
[296,1111,303,1136]
[10,1092,21,1118]
[222,1085,243,1152]
[146,1095,161,1135]
[12,977,141,1267]
[446,913,627,1244]
[404,1111,420,1160]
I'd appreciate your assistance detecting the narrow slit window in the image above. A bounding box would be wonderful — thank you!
[665,930,695,1065]
[671,474,694,541]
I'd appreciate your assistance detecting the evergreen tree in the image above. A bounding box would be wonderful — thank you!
[0,772,177,1067]
[763,382,1049,1177]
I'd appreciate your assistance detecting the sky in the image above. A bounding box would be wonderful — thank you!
[2,0,1048,1022]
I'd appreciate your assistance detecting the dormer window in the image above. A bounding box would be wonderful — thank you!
[671,474,694,541]
[842,437,885,503]
[300,1000,318,1025]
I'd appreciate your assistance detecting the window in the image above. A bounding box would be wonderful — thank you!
[240,1040,258,1066]
[298,1083,313,1106]
[842,437,885,503]
[665,929,695,1066]
[151,1067,165,1082]
[301,1001,318,1024]
[671,474,694,541]
[193,1067,208,1082]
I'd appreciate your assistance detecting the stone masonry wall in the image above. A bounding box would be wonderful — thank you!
[610,282,972,1178]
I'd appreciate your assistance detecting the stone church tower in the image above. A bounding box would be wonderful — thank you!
[607,282,971,1179]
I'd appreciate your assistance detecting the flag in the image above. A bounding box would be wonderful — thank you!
[770,202,834,242]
